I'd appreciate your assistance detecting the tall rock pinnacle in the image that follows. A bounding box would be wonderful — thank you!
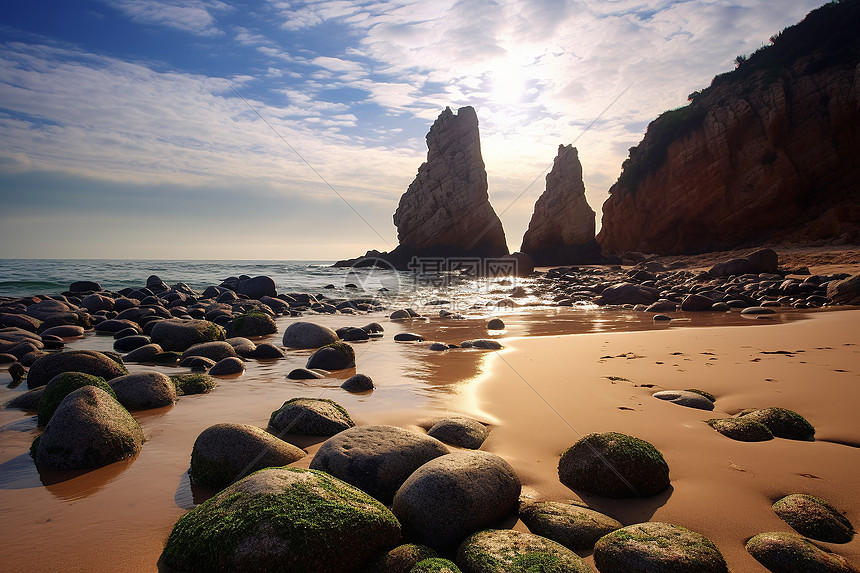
[520,145,599,265]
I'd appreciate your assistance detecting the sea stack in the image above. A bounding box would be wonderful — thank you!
[520,145,600,265]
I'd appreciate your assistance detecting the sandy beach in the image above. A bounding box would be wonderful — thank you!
[1,256,859,571]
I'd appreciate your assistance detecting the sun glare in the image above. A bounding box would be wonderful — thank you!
[488,66,530,105]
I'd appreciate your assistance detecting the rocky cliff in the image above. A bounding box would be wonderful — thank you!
[597,0,860,255]
[336,106,508,270]
[520,145,600,265]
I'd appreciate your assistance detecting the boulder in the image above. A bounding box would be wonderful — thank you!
[708,249,779,277]
[362,544,438,573]
[33,386,144,470]
[283,321,339,349]
[409,558,461,573]
[231,310,277,337]
[341,373,374,392]
[457,529,591,573]
[558,432,670,498]
[392,450,521,551]
[113,335,151,352]
[170,373,217,396]
[189,423,305,490]
[208,356,246,376]
[426,417,489,449]
[486,318,505,330]
[109,371,176,410]
[594,522,729,572]
[653,390,715,410]
[150,319,225,351]
[39,325,85,338]
[179,341,238,363]
[773,494,855,543]
[37,371,117,426]
[520,145,598,266]
[739,407,815,440]
[159,468,401,573]
[123,343,164,362]
[518,500,623,551]
[706,418,774,442]
[306,342,355,370]
[69,280,102,293]
[287,368,326,380]
[310,425,449,504]
[27,349,128,389]
[593,283,659,306]
[248,342,285,359]
[268,397,354,436]
[459,339,502,350]
[746,531,857,572]
[236,275,277,299]
[827,274,860,305]
[4,387,45,410]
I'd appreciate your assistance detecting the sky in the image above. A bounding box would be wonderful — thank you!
[0,0,827,260]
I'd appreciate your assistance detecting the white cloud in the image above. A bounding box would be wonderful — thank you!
[108,0,230,36]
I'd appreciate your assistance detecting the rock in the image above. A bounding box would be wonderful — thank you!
[268,397,354,436]
[741,306,776,315]
[408,557,461,573]
[394,333,424,342]
[390,309,412,320]
[706,417,774,442]
[5,387,44,410]
[248,342,285,359]
[428,343,451,351]
[182,356,216,371]
[708,249,780,277]
[150,318,226,352]
[426,417,489,449]
[746,531,858,572]
[681,293,719,311]
[520,145,599,266]
[388,106,508,264]
[94,318,142,334]
[109,371,176,410]
[207,356,246,376]
[338,326,370,341]
[740,407,815,440]
[486,318,505,330]
[459,339,502,350]
[391,450,521,552]
[37,372,117,426]
[287,368,326,380]
[558,432,670,498]
[124,343,164,362]
[519,500,623,551]
[310,425,449,504]
[170,373,217,395]
[594,522,729,572]
[827,274,860,305]
[653,390,715,410]
[457,529,591,573]
[33,386,144,470]
[596,3,860,254]
[69,280,102,292]
[363,544,438,573]
[0,313,41,332]
[226,336,256,357]
[179,341,238,363]
[653,314,672,322]
[306,342,355,370]
[231,310,277,337]
[159,467,401,573]
[594,283,659,306]
[113,334,152,352]
[236,275,277,299]
[80,293,114,313]
[283,321,339,349]
[189,423,305,490]
[25,299,72,321]
[341,373,374,392]
[773,494,855,543]
[646,299,677,312]
[26,349,128,389]
[39,325,85,338]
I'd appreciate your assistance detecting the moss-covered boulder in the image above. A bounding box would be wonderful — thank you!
[362,544,438,573]
[230,311,277,337]
[33,386,144,470]
[594,522,729,572]
[190,423,305,490]
[392,451,521,552]
[707,417,774,442]
[26,349,128,389]
[773,494,855,543]
[427,417,490,450]
[109,371,176,411]
[739,407,815,440]
[456,529,591,573]
[159,467,401,573]
[558,432,670,498]
[409,558,461,573]
[37,372,117,426]
[170,373,217,396]
[268,397,354,436]
[310,425,449,504]
[746,531,858,572]
[519,500,622,551]
[283,321,339,349]
[150,318,226,352]
[306,341,356,370]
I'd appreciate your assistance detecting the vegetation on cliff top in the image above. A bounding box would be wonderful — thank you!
[611,0,859,196]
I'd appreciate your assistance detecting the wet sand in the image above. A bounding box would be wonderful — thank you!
[0,305,858,571]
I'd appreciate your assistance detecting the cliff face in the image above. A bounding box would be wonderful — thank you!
[597,0,860,255]
[520,145,600,265]
[391,106,508,260]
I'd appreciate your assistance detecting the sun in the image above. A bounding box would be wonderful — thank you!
[487,65,530,106]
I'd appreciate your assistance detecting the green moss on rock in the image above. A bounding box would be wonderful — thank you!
[558,432,670,498]
[408,558,462,573]
[160,467,401,573]
[170,373,217,396]
[456,529,591,573]
[519,500,622,551]
[740,407,815,440]
[231,311,277,337]
[37,372,116,426]
[707,418,774,442]
[746,531,857,572]
[773,494,855,543]
[306,341,356,370]
[595,522,729,572]
[268,397,354,436]
[362,543,438,573]
[685,388,716,402]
